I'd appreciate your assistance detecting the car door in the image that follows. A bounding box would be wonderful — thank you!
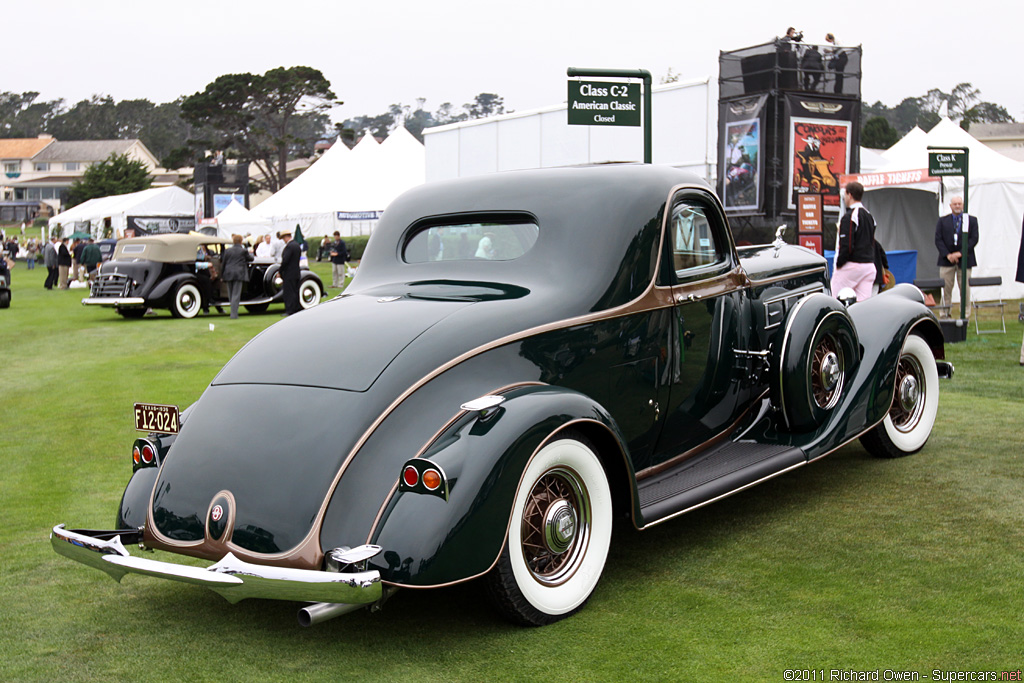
[644,190,749,471]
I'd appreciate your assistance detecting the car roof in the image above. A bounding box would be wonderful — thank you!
[353,164,713,313]
[113,233,231,263]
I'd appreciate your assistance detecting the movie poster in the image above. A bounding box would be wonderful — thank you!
[788,118,850,210]
[724,119,760,211]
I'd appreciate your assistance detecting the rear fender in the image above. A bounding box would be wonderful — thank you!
[368,384,630,587]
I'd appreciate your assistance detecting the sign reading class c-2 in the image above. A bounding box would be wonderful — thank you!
[568,80,642,127]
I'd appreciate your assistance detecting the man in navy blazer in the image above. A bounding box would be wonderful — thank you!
[934,195,979,318]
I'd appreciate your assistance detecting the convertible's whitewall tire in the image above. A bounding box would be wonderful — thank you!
[486,432,612,626]
[861,335,939,458]
[298,279,322,309]
[171,282,202,319]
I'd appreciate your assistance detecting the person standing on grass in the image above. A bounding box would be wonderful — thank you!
[1016,214,1024,366]
[831,181,876,301]
[221,234,253,319]
[43,236,58,289]
[935,195,979,319]
[57,238,72,289]
[329,231,348,288]
[280,231,301,315]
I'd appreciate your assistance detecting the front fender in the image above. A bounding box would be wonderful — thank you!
[801,285,943,456]
[148,272,195,304]
[368,384,627,587]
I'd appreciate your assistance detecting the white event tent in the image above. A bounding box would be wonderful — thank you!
[851,117,1024,300]
[48,186,194,238]
[213,198,272,238]
[252,126,425,237]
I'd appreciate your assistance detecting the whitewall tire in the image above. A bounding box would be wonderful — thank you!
[487,431,612,626]
[861,335,939,458]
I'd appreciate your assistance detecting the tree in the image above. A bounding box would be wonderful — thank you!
[65,153,152,208]
[0,91,63,137]
[340,92,507,144]
[180,66,339,192]
[861,83,1015,137]
[960,102,1014,130]
[861,116,900,149]
[465,93,505,119]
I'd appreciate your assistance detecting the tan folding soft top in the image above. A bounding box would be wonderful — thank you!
[112,233,231,263]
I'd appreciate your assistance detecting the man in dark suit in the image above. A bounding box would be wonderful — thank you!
[934,195,979,318]
[280,231,301,316]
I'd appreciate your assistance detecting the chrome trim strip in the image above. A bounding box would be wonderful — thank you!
[51,525,381,605]
[746,266,829,289]
[82,297,146,307]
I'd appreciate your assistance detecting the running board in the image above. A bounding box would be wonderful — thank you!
[638,441,806,527]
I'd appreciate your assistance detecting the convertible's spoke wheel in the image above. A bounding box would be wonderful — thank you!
[299,279,322,309]
[171,283,201,319]
[860,335,939,458]
[486,432,612,626]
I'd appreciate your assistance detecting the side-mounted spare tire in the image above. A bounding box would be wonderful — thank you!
[860,334,939,458]
[773,293,859,432]
[486,430,613,626]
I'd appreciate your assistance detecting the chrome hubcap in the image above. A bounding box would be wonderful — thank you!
[820,352,841,393]
[521,466,591,585]
[898,375,919,413]
[543,499,577,555]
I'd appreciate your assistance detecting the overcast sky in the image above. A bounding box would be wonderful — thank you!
[7,0,1018,127]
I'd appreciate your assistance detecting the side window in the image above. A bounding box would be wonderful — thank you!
[670,200,723,274]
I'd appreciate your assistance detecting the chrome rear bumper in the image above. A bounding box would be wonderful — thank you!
[50,525,382,605]
[81,297,146,307]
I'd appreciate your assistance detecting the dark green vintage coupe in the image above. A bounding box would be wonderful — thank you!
[52,165,951,627]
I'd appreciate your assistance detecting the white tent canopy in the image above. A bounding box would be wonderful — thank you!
[252,127,425,237]
[857,117,1024,300]
[213,198,272,238]
[48,186,194,238]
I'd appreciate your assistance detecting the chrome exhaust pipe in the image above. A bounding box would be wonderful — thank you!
[298,601,362,627]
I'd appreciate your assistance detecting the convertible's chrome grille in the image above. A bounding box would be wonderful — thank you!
[92,273,132,298]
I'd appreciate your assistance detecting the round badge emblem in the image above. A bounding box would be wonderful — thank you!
[211,504,223,522]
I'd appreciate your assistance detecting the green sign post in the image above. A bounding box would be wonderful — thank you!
[928,146,970,323]
[567,67,652,163]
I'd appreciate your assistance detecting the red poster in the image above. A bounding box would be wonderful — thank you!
[799,234,823,255]
[789,118,850,210]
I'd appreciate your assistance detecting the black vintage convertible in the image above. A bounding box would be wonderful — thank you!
[82,234,324,318]
[52,165,951,627]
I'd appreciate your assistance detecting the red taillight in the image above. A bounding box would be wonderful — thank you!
[141,444,155,464]
[422,469,442,491]
[132,446,141,465]
[403,466,419,487]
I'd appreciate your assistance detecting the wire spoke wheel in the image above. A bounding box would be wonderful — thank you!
[520,467,590,586]
[486,432,612,626]
[889,353,926,433]
[860,335,939,458]
[810,332,844,411]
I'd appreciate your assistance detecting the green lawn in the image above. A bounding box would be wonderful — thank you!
[2,264,1022,682]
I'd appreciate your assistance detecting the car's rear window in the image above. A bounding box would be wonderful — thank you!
[403,219,539,263]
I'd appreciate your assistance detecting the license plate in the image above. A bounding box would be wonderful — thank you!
[134,403,180,434]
